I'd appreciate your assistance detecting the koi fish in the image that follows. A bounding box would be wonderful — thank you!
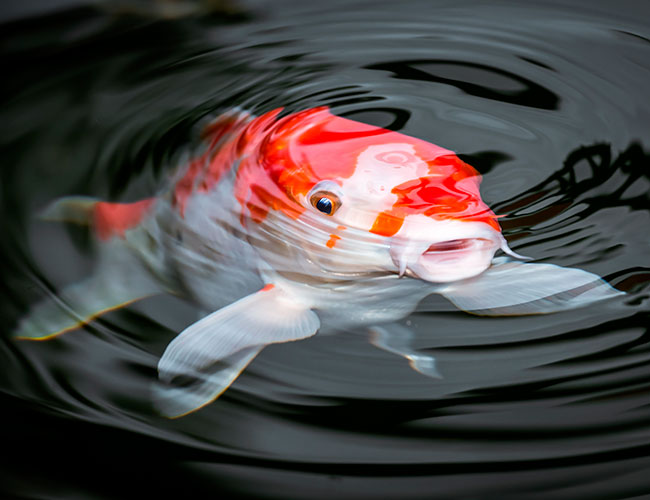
[15,107,623,417]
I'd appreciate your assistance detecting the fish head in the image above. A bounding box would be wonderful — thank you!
[238,107,513,283]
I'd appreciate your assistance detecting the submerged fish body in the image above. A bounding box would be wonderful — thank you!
[17,107,623,417]
[159,109,496,321]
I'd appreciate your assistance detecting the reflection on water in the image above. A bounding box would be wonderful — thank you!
[365,59,560,110]
[1,1,650,498]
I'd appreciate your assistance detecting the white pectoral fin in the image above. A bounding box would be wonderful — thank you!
[153,346,263,418]
[439,258,624,316]
[155,285,320,417]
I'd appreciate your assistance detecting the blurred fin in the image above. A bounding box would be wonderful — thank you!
[15,240,162,340]
[40,196,98,225]
[153,346,262,418]
[156,284,320,416]
[369,324,441,378]
[439,257,624,315]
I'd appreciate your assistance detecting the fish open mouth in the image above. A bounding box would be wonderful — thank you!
[389,219,528,284]
[391,234,501,283]
[412,237,499,282]
[423,238,493,254]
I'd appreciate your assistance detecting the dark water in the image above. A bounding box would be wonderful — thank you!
[2,1,650,498]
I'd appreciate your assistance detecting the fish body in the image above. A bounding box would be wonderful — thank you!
[17,107,623,416]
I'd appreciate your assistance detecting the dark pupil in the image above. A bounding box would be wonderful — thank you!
[316,197,333,214]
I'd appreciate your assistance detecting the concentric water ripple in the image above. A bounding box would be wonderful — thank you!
[1,1,650,498]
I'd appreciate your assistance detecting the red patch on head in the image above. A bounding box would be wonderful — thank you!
[370,153,500,235]
[226,106,499,233]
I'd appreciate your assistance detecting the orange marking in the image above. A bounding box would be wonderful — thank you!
[260,284,275,292]
[93,198,155,240]
[370,210,405,237]
[370,155,501,235]
[326,234,341,248]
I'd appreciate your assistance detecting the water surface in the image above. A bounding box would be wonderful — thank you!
[1,1,650,498]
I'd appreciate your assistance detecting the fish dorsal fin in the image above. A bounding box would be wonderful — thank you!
[155,285,320,417]
[41,196,156,240]
[438,257,624,315]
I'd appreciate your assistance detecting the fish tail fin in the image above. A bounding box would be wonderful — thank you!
[14,239,162,341]
[40,196,99,225]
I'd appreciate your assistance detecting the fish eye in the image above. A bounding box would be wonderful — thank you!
[316,197,333,214]
[310,191,341,216]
